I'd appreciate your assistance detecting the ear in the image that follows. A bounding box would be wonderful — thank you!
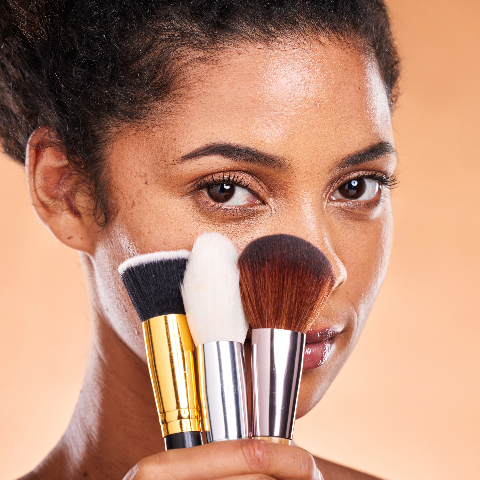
[26,127,98,254]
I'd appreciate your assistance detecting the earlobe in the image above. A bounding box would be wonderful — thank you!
[26,127,97,254]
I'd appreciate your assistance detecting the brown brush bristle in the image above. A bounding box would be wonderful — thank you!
[238,234,336,333]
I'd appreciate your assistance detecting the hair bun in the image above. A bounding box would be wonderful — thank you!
[0,2,15,43]
[1,0,52,43]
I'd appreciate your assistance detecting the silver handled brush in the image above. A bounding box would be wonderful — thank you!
[182,233,249,443]
[238,234,336,444]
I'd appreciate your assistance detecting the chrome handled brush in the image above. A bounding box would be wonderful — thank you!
[182,233,249,443]
[239,234,336,444]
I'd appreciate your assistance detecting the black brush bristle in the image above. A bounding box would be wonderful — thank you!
[119,253,188,322]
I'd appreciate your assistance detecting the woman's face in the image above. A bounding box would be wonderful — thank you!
[88,39,396,418]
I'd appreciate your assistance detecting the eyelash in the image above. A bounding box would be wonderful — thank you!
[355,171,399,190]
[192,170,399,213]
[193,172,253,192]
[328,171,398,209]
[333,171,399,198]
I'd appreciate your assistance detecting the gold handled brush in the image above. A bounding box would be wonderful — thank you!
[118,251,202,450]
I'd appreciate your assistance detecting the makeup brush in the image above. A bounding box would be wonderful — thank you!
[118,251,202,450]
[182,232,249,443]
[238,234,336,444]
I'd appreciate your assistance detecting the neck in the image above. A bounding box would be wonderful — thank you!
[26,304,165,479]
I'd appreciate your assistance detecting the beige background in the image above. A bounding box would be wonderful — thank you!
[1,1,479,478]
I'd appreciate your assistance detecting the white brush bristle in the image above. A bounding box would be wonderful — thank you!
[182,233,248,345]
[118,250,190,275]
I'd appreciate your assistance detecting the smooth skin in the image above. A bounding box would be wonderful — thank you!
[21,38,396,479]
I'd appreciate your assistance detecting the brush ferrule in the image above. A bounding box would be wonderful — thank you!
[251,328,305,441]
[143,315,201,437]
[197,341,249,442]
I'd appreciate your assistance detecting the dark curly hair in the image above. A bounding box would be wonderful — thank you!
[0,0,400,225]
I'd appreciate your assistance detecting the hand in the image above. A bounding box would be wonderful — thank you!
[123,439,323,480]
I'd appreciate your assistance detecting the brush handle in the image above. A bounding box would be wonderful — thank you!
[164,431,203,450]
[143,315,202,443]
[253,436,292,445]
[197,341,249,442]
[251,329,305,441]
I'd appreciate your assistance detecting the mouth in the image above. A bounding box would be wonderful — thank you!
[245,325,342,371]
[303,327,341,371]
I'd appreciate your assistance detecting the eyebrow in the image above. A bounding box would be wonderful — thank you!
[336,141,396,170]
[178,140,395,170]
[178,143,288,169]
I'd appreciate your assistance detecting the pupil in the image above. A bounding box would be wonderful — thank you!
[207,183,235,203]
[339,178,366,199]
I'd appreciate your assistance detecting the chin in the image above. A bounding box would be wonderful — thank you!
[296,341,353,419]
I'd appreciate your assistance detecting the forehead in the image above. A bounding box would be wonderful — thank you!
[154,39,392,160]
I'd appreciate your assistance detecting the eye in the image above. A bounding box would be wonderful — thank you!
[204,183,260,206]
[331,178,380,201]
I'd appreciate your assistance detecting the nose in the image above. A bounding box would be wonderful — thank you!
[264,202,347,292]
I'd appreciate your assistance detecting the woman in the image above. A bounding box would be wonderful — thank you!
[0,1,399,479]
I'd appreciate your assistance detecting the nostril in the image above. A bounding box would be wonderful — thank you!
[331,257,347,289]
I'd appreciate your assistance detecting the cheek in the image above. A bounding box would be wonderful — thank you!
[357,211,393,324]
[334,205,393,327]
[296,205,393,416]
[89,225,147,358]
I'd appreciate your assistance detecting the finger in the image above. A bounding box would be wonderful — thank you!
[219,476,276,480]
[134,439,320,480]
[122,463,139,480]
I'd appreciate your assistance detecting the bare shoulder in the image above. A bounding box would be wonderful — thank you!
[15,446,65,480]
[17,473,37,480]
[314,455,385,480]
[16,467,47,480]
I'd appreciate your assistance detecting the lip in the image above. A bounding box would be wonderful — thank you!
[303,327,340,371]
[245,325,342,371]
